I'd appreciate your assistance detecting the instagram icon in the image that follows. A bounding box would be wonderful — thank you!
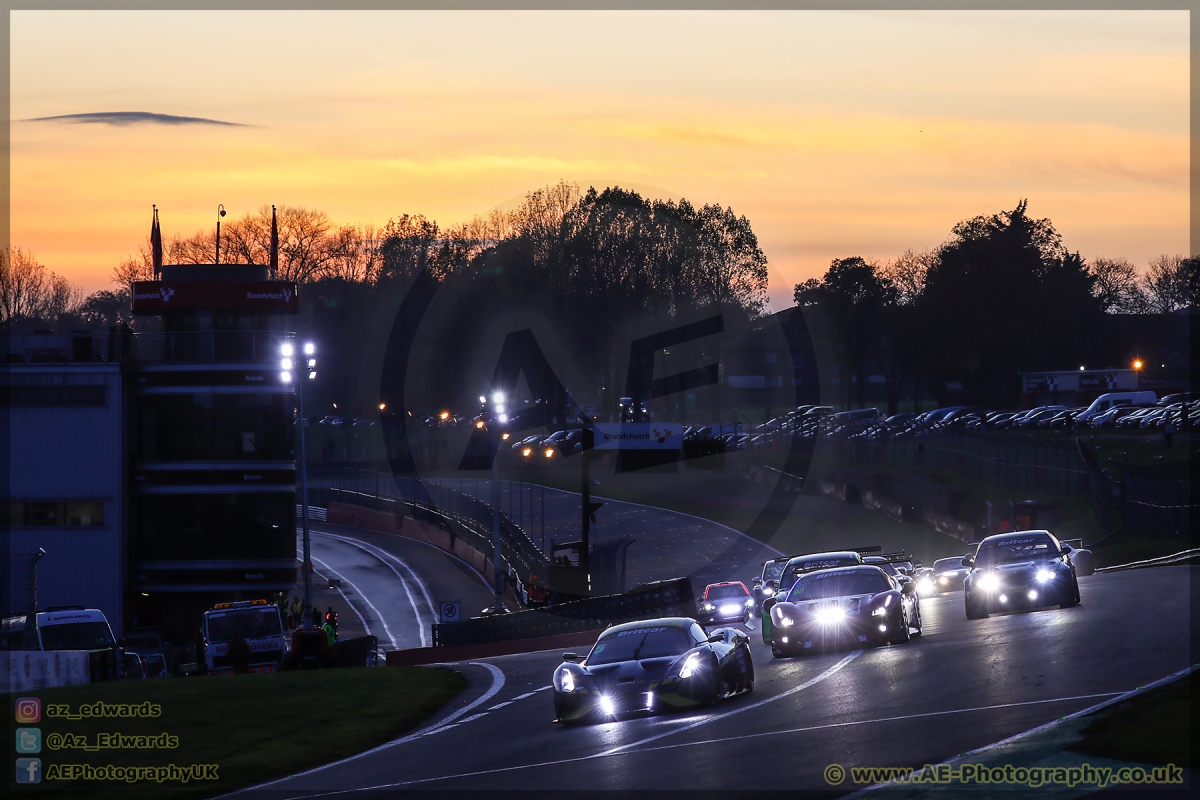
[14,698,40,724]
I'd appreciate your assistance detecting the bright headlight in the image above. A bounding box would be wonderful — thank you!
[1036,569,1055,583]
[763,586,775,597]
[702,602,715,611]
[815,606,846,626]
[559,668,575,693]
[745,598,755,608]
[918,579,934,593]
[977,573,1001,592]
[938,576,949,585]
[679,652,703,679]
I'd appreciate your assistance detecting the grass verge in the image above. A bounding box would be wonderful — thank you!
[1068,670,1195,767]
[7,666,465,799]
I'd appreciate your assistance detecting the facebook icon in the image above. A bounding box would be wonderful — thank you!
[16,758,41,784]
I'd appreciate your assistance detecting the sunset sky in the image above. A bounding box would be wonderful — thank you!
[11,10,1189,307]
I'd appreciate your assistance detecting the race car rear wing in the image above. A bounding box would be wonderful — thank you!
[848,545,884,555]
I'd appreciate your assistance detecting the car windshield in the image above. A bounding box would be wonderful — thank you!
[706,585,745,599]
[587,626,692,665]
[40,622,115,651]
[933,558,964,572]
[206,609,282,643]
[779,556,860,590]
[787,571,891,601]
[974,535,1057,568]
[762,562,786,582]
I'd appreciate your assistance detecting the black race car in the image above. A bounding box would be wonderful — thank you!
[552,618,754,724]
[932,556,970,594]
[760,550,868,645]
[962,531,1081,619]
[768,565,922,657]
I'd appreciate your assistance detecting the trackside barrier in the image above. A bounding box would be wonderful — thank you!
[1095,547,1200,574]
[432,577,695,648]
[329,635,378,667]
[5,651,91,692]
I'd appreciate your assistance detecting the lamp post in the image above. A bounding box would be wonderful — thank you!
[215,204,226,265]
[284,342,317,625]
[478,391,508,613]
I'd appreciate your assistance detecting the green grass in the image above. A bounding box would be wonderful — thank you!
[1069,671,1195,767]
[7,666,465,799]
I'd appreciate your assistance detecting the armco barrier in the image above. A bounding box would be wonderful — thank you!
[432,577,695,649]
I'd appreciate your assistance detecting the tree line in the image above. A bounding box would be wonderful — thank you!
[792,200,1198,410]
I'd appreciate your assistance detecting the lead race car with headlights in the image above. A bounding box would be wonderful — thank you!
[552,618,754,724]
[760,550,872,645]
[768,565,922,657]
[962,530,1081,619]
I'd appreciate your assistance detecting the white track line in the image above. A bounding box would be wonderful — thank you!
[580,691,1127,759]
[309,555,398,651]
[844,663,1200,797]
[298,649,862,794]
[304,555,371,637]
[231,662,505,798]
[316,529,439,620]
[314,530,432,648]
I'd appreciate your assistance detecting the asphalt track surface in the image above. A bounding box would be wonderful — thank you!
[251,564,1195,797]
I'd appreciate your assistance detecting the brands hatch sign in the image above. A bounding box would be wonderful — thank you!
[593,423,683,450]
[131,281,299,313]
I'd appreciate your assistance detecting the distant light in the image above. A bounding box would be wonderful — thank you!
[479,395,487,404]
[498,413,508,423]
[378,403,386,410]
[304,342,315,356]
[1133,360,1143,370]
[440,411,450,420]
[1079,366,1085,371]
[476,419,486,429]
[281,358,293,370]
[281,343,294,357]
[523,447,533,457]
[544,447,554,458]
[307,358,316,368]
[333,403,338,409]
[501,432,510,440]
[281,372,292,383]
[495,404,505,413]
[492,392,505,404]
[308,371,316,380]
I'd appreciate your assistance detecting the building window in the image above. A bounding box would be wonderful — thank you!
[136,493,295,561]
[2,501,105,527]
[0,385,107,407]
[138,393,294,461]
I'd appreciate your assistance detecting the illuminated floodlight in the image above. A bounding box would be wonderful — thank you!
[498,414,508,423]
[281,358,293,371]
[304,342,315,356]
[1133,359,1143,370]
[281,343,294,357]
[308,371,316,380]
[492,392,505,404]
[479,395,487,404]
[475,419,486,429]
[281,372,292,383]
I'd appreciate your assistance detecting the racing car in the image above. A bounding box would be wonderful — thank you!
[697,582,755,625]
[751,556,792,612]
[913,567,937,597]
[760,550,870,645]
[552,618,754,724]
[768,564,922,657]
[962,531,1081,619]
[931,556,970,594]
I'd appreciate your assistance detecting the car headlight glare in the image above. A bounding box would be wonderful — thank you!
[702,602,714,611]
[1036,569,1055,583]
[977,573,1001,592]
[762,586,775,597]
[559,668,575,693]
[778,616,794,627]
[938,576,949,585]
[871,606,888,617]
[918,579,934,592]
[679,652,702,679]
[599,695,615,715]
[745,598,756,608]
[814,606,846,626]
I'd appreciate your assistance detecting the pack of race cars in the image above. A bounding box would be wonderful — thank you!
[551,529,1086,724]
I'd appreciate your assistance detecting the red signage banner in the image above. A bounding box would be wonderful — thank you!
[132,281,299,313]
